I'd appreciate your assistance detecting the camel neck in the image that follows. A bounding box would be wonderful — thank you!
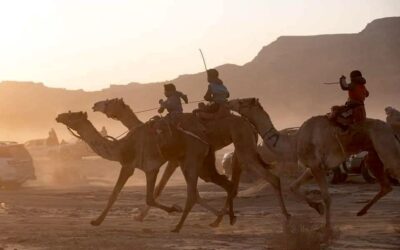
[75,121,121,161]
[245,108,279,143]
[242,107,297,161]
[119,106,143,130]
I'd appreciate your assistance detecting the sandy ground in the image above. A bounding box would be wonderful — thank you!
[0,176,399,250]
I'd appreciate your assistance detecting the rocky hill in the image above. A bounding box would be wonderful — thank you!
[1,17,399,142]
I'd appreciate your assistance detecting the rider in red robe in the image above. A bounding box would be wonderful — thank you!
[339,70,369,123]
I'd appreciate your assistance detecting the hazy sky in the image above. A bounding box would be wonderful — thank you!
[0,0,399,90]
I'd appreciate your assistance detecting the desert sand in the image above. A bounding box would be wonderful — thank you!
[0,172,399,250]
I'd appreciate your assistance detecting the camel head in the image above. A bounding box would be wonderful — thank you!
[385,106,400,118]
[56,111,88,131]
[92,98,128,119]
[227,98,261,114]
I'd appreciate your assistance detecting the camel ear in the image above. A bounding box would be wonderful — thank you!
[68,110,71,113]
[84,112,88,118]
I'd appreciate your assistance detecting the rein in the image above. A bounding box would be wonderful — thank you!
[67,126,118,142]
[176,126,209,145]
[133,100,205,114]
[67,127,83,140]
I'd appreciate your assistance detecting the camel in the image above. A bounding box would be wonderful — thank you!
[228,98,400,235]
[93,98,234,223]
[56,111,226,232]
[92,98,291,226]
[386,106,400,135]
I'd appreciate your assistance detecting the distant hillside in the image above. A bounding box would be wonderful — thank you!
[1,17,399,142]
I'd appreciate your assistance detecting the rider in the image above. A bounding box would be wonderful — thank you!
[196,69,230,119]
[339,70,369,123]
[204,69,229,106]
[158,83,188,115]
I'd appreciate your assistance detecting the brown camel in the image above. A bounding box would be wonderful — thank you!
[92,98,291,226]
[56,111,224,232]
[228,98,400,236]
[93,98,234,223]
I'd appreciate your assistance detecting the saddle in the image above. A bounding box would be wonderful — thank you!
[193,102,231,120]
[328,102,366,130]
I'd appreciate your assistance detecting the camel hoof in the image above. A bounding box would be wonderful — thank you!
[171,227,180,233]
[357,210,367,216]
[285,213,292,221]
[90,219,102,226]
[309,202,324,215]
[323,228,334,242]
[171,204,183,213]
[134,214,145,222]
[209,220,220,228]
[229,216,237,226]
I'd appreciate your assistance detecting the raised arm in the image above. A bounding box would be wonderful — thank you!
[340,76,352,91]
[178,91,188,104]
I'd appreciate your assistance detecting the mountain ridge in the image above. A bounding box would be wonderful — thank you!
[1,17,399,142]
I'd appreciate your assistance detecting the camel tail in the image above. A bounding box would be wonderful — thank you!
[202,147,219,176]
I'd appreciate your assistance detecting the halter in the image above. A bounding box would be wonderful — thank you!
[67,126,118,142]
[237,98,280,147]
[261,128,280,147]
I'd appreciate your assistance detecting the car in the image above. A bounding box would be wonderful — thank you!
[328,151,399,185]
[0,141,36,189]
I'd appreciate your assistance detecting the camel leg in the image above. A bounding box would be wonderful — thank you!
[91,166,134,226]
[145,168,182,213]
[135,161,180,221]
[171,159,199,233]
[210,153,241,227]
[357,151,392,216]
[262,168,291,220]
[245,156,290,220]
[289,168,324,215]
[310,166,332,234]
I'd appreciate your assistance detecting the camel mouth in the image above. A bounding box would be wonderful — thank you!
[92,103,106,113]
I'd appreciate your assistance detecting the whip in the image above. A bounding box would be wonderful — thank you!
[199,49,208,72]
[322,81,340,85]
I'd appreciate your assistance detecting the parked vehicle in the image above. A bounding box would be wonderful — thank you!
[329,151,399,185]
[0,141,35,189]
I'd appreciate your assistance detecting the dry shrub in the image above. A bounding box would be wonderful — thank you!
[268,216,332,250]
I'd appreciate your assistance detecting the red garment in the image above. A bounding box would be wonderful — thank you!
[348,84,369,103]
